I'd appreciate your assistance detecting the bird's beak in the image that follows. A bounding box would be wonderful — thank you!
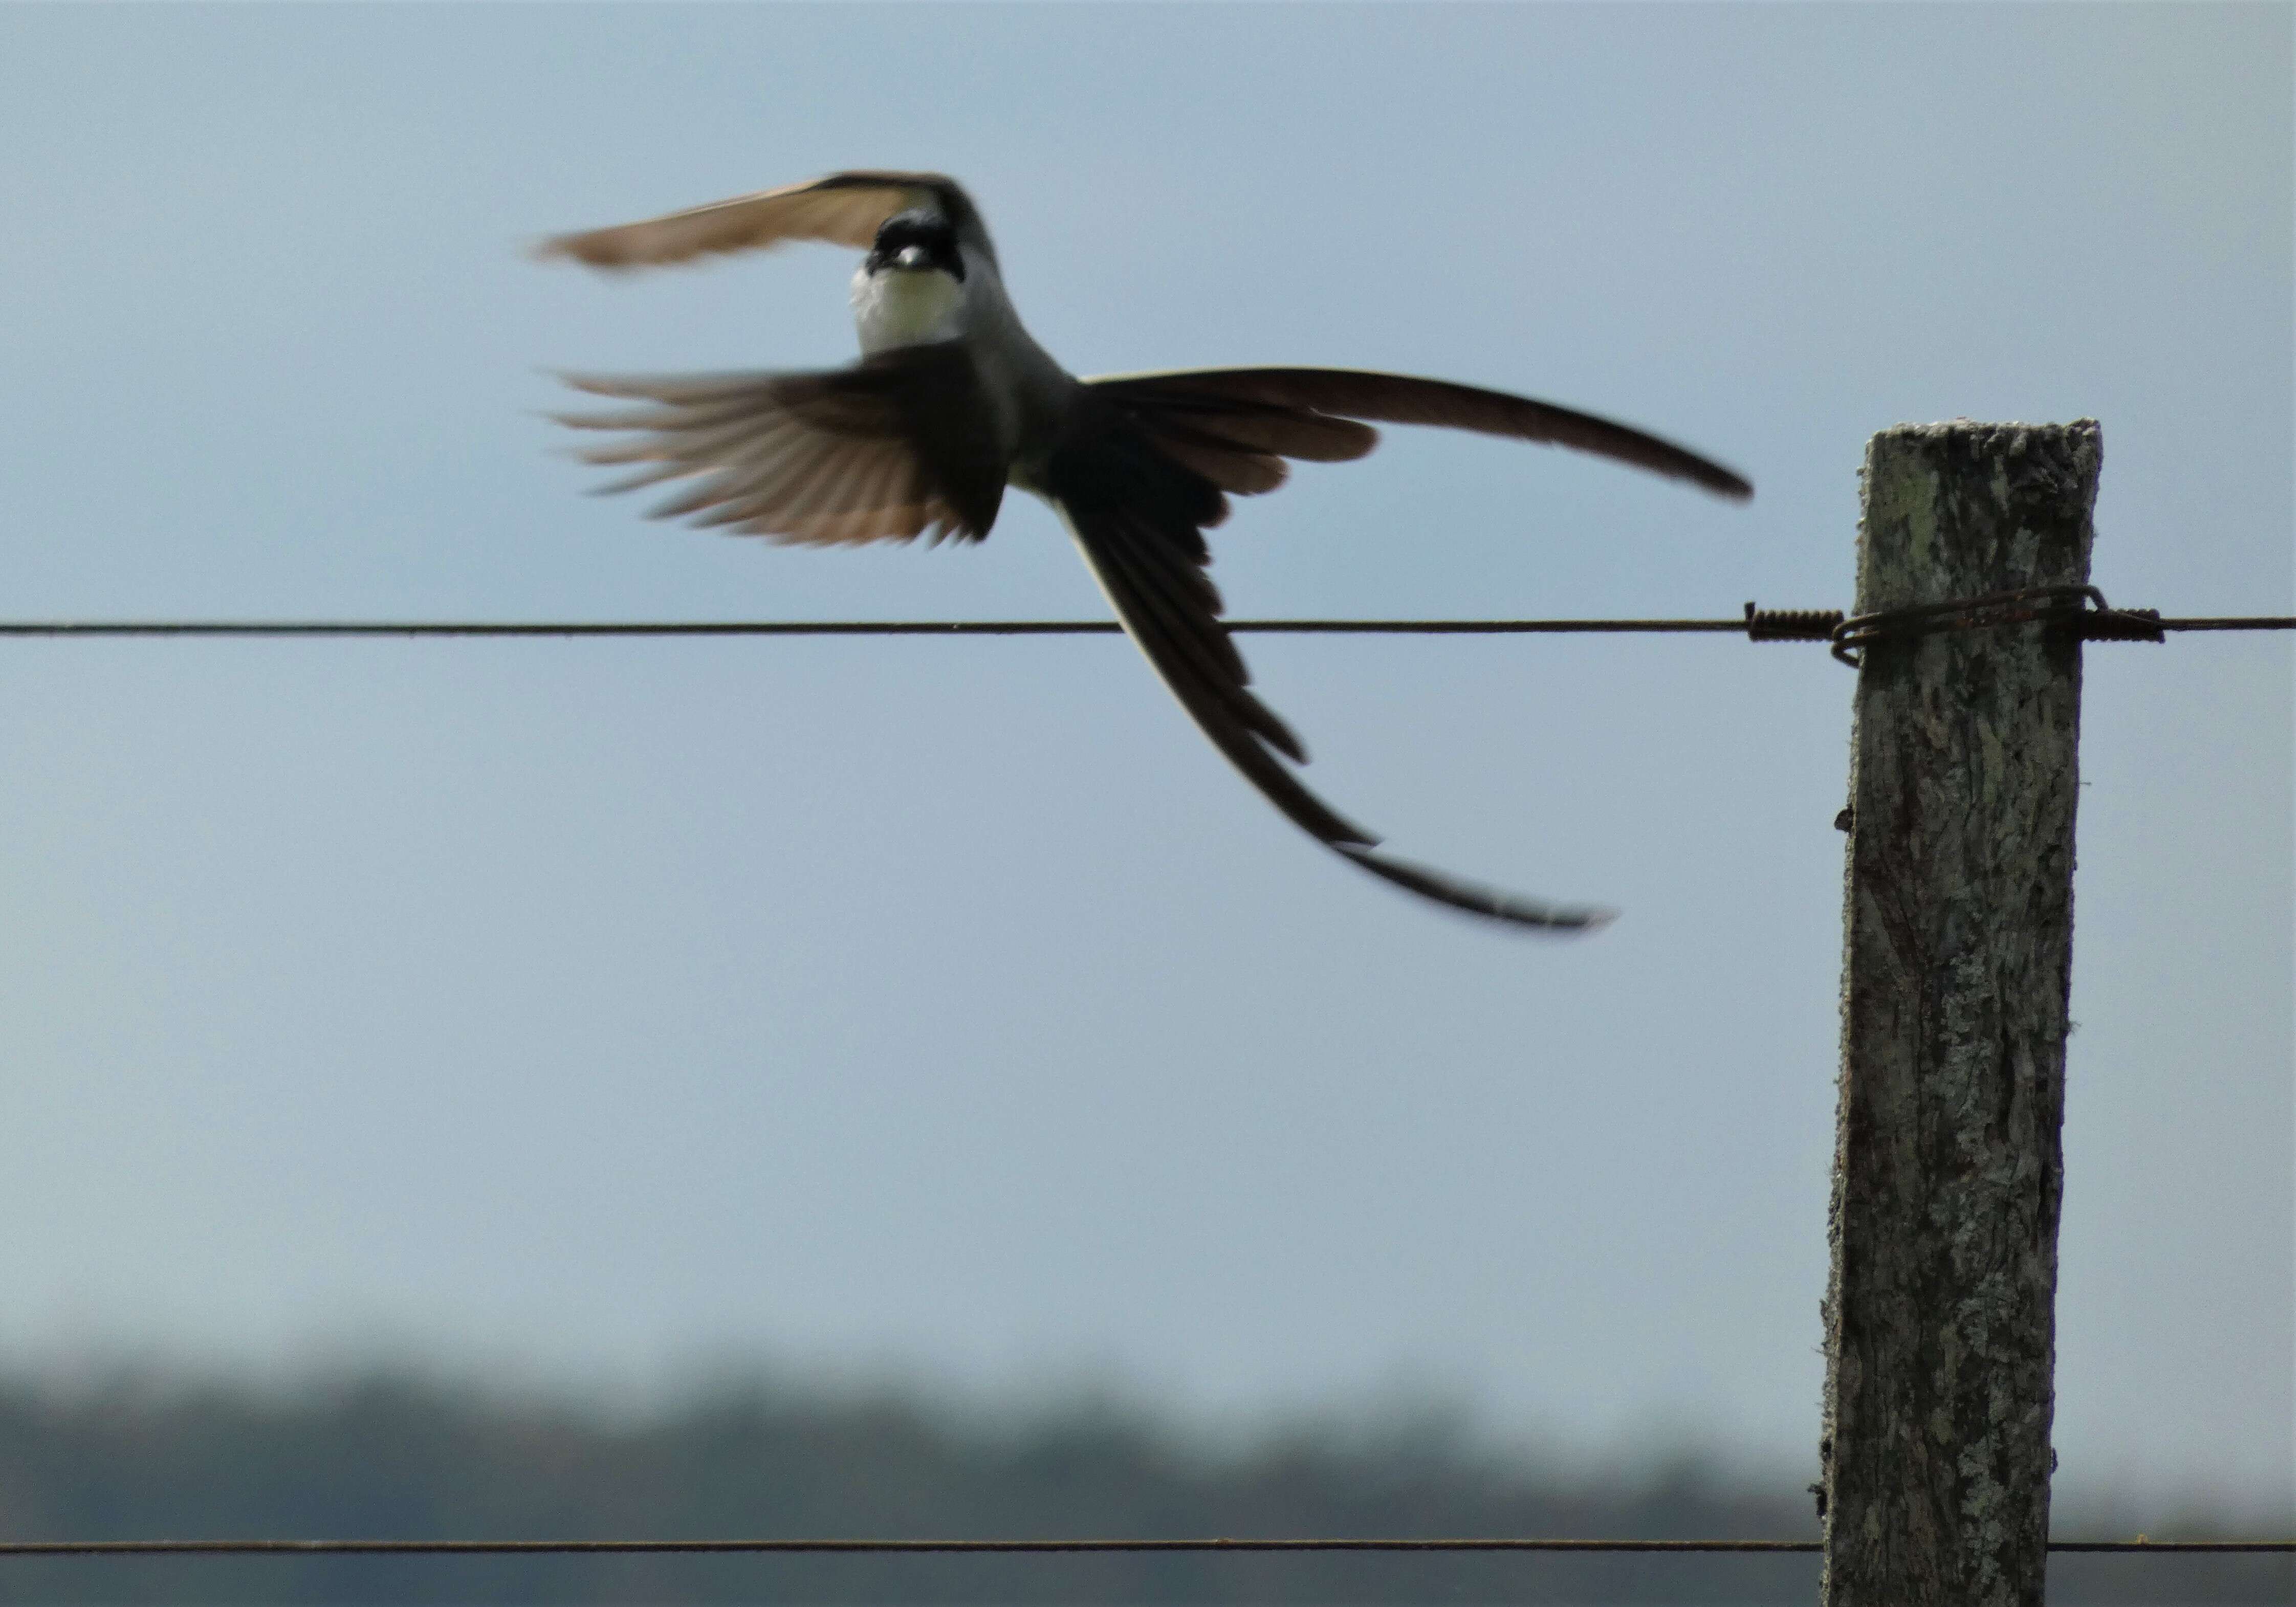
[895,244,929,270]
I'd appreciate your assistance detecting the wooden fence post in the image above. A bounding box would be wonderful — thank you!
[1820,421,2101,1606]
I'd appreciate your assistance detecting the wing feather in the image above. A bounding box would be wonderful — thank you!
[534,171,988,271]
[572,414,811,476]
[800,451,905,545]
[548,346,1007,546]
[667,435,819,512]
[775,436,884,526]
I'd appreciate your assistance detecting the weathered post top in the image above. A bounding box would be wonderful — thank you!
[1821,420,2100,1607]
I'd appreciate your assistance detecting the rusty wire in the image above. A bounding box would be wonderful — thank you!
[1829,584,2170,666]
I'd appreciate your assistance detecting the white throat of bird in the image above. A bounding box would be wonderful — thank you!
[851,254,966,355]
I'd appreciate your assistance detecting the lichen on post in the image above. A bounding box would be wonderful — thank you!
[1821,420,2100,1607]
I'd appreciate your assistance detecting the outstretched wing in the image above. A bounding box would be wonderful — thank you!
[1044,413,1610,932]
[551,343,1008,544]
[533,171,990,271]
[1088,365,1752,501]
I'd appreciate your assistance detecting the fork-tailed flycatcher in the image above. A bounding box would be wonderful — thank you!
[536,171,1750,931]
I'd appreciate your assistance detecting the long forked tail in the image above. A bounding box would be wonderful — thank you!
[1044,420,1612,932]
[1086,365,1753,502]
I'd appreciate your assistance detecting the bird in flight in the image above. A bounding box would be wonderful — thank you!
[536,171,1750,931]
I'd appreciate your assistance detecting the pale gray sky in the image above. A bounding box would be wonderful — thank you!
[0,4,2287,1516]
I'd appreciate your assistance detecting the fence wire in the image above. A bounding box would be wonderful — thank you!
[0,608,2289,640]
[2,1536,2288,1557]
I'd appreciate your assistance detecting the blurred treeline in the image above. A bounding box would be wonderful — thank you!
[0,1366,2282,1603]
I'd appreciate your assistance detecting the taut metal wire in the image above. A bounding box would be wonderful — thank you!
[0,601,2283,645]
[0,1536,2286,1557]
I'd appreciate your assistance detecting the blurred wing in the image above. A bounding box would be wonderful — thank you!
[1088,365,1752,501]
[1045,423,1609,932]
[552,344,1006,544]
[534,170,982,270]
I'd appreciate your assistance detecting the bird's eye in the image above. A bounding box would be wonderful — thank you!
[868,213,963,281]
